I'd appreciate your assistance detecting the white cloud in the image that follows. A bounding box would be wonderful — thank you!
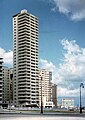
[39,59,57,72]
[60,39,85,81]
[50,0,85,21]
[0,47,13,67]
[57,86,79,97]
[39,39,85,97]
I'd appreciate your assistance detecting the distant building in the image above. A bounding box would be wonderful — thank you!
[9,68,13,104]
[52,84,57,107]
[39,69,57,108]
[2,67,13,106]
[13,9,39,107]
[39,69,52,107]
[0,58,3,108]
[61,98,74,109]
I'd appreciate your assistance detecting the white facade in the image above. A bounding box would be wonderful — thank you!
[61,98,74,109]
[13,10,39,107]
[45,101,54,108]
[39,69,52,107]
[43,96,54,108]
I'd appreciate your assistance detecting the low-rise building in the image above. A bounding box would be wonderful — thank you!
[43,96,54,108]
[61,98,74,109]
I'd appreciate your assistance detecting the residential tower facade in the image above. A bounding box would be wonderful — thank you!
[13,10,39,107]
[2,67,13,106]
[39,69,52,107]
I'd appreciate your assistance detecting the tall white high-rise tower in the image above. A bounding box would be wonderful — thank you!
[13,10,39,107]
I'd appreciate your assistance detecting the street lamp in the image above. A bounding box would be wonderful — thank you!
[80,83,84,113]
[40,76,43,114]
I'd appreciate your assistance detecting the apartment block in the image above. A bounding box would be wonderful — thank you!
[39,69,52,107]
[13,10,39,107]
[2,67,13,106]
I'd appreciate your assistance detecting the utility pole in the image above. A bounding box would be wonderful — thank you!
[40,76,43,114]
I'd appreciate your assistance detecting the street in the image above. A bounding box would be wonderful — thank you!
[0,114,85,120]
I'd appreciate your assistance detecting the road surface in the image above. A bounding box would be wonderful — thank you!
[0,114,85,120]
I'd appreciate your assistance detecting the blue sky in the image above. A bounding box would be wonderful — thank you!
[0,0,85,102]
[1,0,85,65]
